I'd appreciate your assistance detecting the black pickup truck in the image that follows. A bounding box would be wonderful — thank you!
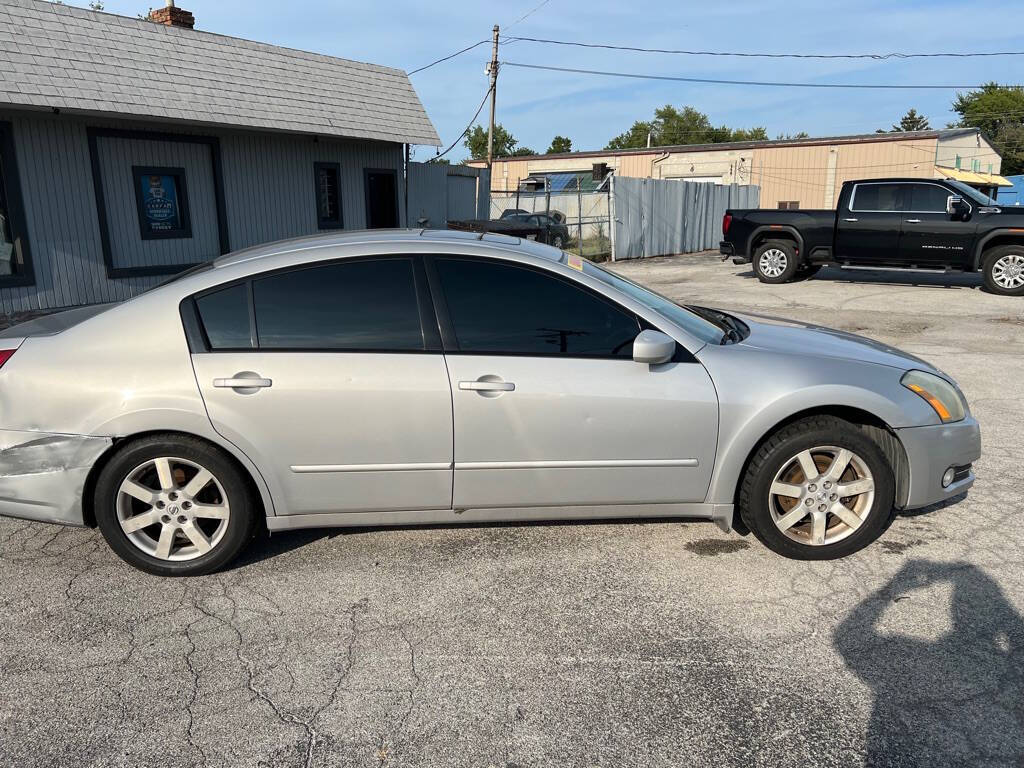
[720,178,1024,296]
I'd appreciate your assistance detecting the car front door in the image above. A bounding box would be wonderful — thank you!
[898,182,976,267]
[429,256,719,511]
[189,256,454,517]
[835,182,906,264]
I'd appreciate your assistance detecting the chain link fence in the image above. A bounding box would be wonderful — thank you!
[489,188,613,261]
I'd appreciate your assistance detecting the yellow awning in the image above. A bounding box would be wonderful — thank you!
[936,166,1013,187]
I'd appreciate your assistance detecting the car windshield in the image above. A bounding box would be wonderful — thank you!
[573,256,727,345]
[945,179,997,206]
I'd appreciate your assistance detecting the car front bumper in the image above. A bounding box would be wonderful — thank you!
[0,430,112,527]
[895,416,981,509]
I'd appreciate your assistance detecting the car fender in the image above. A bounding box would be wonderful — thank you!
[972,228,1024,270]
[91,409,278,518]
[746,224,805,260]
[696,344,937,507]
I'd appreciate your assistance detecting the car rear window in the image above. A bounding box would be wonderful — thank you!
[195,283,252,350]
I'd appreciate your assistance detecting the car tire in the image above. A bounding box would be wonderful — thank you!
[94,434,258,577]
[738,416,896,560]
[753,240,800,283]
[982,245,1024,296]
[551,234,565,249]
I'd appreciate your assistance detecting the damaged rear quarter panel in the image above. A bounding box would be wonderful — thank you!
[0,431,113,526]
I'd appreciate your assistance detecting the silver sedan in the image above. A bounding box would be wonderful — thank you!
[0,231,981,575]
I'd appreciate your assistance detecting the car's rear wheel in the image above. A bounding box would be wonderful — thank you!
[982,245,1024,296]
[738,416,896,559]
[753,240,800,284]
[95,435,257,576]
[551,234,565,249]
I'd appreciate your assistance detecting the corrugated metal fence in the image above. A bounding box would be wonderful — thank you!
[407,163,489,229]
[611,177,759,261]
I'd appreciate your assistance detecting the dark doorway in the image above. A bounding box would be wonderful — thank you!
[364,169,399,229]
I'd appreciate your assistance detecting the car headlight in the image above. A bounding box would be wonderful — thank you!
[901,370,966,423]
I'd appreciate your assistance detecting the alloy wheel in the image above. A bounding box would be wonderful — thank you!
[767,445,875,546]
[992,253,1024,290]
[116,457,231,561]
[759,248,788,278]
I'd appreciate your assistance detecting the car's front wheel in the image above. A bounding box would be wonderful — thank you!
[738,416,896,559]
[982,245,1024,296]
[94,435,258,576]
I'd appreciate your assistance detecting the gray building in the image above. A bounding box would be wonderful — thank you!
[0,0,441,316]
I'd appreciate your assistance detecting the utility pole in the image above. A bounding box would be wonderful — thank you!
[486,24,499,169]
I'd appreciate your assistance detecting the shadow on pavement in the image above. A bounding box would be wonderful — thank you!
[835,559,1024,766]
[735,266,983,290]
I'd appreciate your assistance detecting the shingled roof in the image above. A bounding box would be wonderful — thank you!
[0,0,441,146]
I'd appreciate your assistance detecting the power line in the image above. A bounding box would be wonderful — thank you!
[408,39,488,76]
[428,85,494,163]
[502,36,1024,60]
[508,0,551,27]
[500,61,1015,90]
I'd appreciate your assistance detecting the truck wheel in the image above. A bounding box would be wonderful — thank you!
[738,416,896,560]
[753,240,800,284]
[982,246,1024,296]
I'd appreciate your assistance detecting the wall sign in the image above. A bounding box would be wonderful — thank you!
[132,166,192,240]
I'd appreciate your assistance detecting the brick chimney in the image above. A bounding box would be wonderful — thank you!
[148,1,195,29]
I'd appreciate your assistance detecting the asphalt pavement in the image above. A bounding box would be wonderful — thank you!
[1,253,1022,767]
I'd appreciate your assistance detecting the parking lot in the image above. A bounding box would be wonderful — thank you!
[1,252,1022,768]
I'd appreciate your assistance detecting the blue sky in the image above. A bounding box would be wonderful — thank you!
[69,0,1024,161]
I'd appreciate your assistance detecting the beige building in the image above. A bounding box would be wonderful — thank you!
[475,128,1009,209]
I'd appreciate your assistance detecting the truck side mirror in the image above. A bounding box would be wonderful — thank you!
[946,195,966,217]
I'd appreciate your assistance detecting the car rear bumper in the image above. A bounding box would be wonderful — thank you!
[895,417,981,509]
[0,430,112,527]
[720,241,749,264]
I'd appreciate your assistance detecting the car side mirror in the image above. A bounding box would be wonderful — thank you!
[632,329,676,365]
[946,195,967,217]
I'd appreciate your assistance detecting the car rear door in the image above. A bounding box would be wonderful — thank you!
[429,255,718,511]
[834,182,906,264]
[188,256,454,517]
[898,182,976,267]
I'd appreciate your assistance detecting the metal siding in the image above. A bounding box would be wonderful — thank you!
[0,111,415,315]
[612,178,759,260]
[219,132,404,249]
[95,135,220,270]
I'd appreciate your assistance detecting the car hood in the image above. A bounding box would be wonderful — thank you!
[728,310,940,374]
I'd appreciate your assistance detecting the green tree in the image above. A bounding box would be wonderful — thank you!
[605,105,767,149]
[879,108,931,133]
[464,124,531,160]
[546,135,573,154]
[952,84,1024,175]
[776,131,810,140]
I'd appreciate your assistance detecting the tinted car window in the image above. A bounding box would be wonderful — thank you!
[436,258,640,357]
[910,184,952,212]
[851,184,906,212]
[196,283,252,350]
[253,258,423,350]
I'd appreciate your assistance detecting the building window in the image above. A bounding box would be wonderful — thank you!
[0,122,33,286]
[314,162,343,229]
[778,201,800,210]
[132,166,192,240]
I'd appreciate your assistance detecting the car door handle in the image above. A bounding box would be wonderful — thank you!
[459,380,515,392]
[904,218,922,223]
[213,376,272,389]
[843,218,858,222]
